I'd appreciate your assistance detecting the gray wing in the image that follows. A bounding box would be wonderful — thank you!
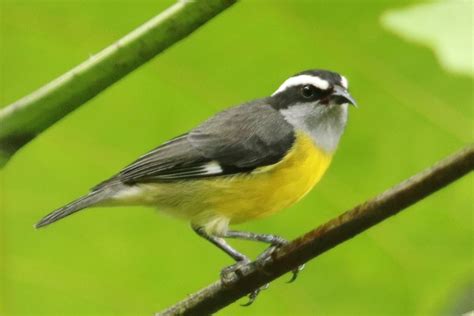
[111,101,295,184]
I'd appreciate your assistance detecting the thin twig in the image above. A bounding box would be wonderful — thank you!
[156,145,474,315]
[0,0,236,167]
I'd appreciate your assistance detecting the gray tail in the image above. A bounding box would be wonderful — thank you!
[35,190,110,228]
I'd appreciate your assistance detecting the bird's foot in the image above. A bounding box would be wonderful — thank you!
[220,257,269,307]
[219,235,305,307]
[256,241,305,283]
[220,257,251,284]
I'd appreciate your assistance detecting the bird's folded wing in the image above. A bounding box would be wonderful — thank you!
[100,103,295,186]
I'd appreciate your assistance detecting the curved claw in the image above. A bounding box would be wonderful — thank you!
[241,289,260,307]
[287,264,305,283]
[240,284,269,307]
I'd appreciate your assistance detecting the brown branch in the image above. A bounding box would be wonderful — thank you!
[156,145,474,315]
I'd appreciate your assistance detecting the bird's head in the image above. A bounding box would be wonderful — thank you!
[270,69,356,153]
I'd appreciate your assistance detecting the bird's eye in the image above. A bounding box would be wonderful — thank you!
[301,85,315,98]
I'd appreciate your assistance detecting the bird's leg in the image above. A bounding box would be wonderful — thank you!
[223,230,288,246]
[223,230,305,283]
[192,226,250,279]
[192,227,304,306]
[192,226,249,262]
[192,226,268,307]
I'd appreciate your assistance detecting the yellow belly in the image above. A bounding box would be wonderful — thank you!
[132,132,332,233]
[204,132,332,223]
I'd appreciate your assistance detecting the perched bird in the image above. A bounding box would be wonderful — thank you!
[36,69,356,303]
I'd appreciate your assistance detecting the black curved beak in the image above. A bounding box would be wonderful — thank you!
[332,86,357,107]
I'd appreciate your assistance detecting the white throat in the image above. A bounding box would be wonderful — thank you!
[279,103,348,153]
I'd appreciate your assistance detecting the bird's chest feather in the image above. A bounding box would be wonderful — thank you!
[207,132,332,222]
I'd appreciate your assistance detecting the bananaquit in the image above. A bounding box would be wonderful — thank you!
[36,69,356,293]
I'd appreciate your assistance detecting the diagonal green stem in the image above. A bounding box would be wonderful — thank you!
[0,0,236,168]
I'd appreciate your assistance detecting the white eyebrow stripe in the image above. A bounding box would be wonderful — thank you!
[340,75,348,89]
[272,75,330,96]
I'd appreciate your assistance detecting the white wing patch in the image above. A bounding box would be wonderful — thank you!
[272,75,330,96]
[203,161,223,174]
[151,161,224,180]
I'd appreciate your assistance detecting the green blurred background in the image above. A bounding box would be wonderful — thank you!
[1,0,472,315]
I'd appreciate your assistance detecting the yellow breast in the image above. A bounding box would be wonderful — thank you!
[202,131,333,223]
